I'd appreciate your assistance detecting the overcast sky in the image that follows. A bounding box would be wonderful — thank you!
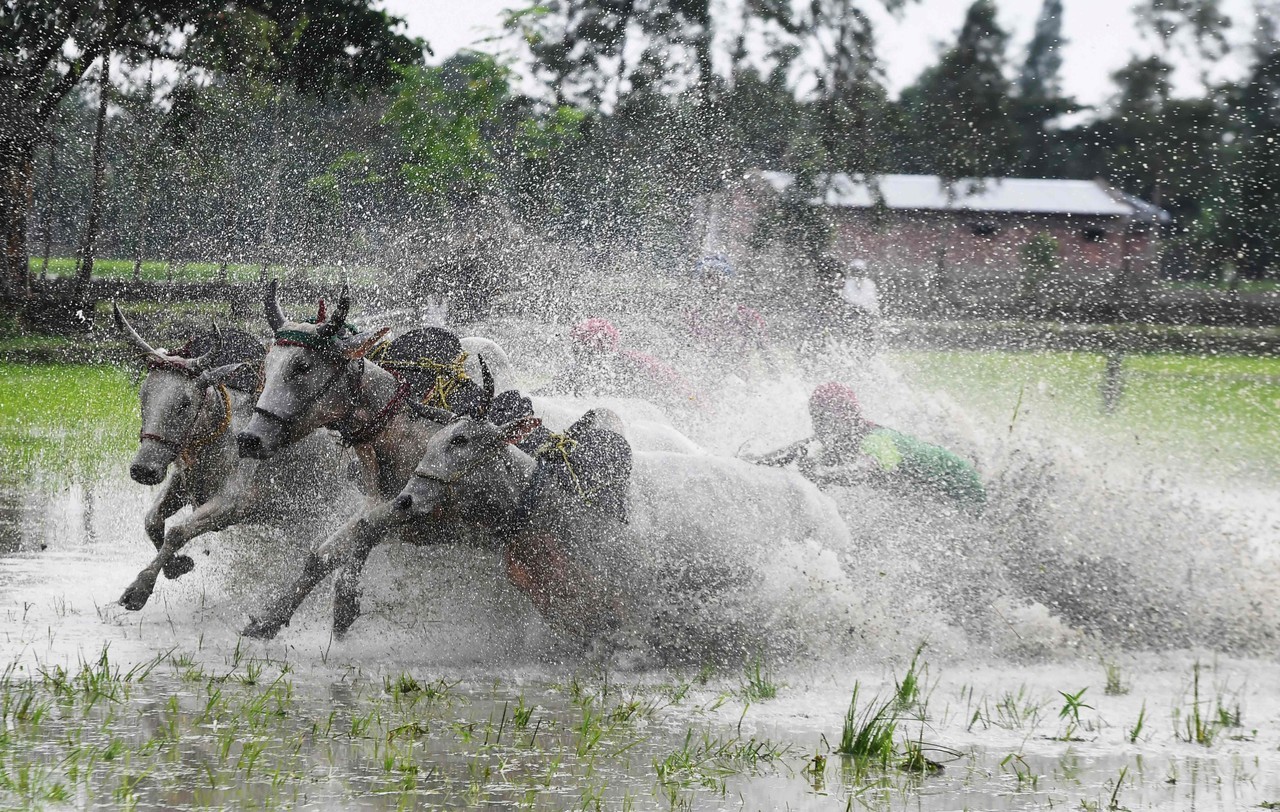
[382,0,1261,111]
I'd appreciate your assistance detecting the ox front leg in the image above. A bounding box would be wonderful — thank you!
[243,501,401,640]
[332,500,405,637]
[144,478,185,550]
[144,478,198,578]
[505,531,622,641]
[120,495,241,611]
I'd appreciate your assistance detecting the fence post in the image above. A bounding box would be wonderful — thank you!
[1101,351,1124,414]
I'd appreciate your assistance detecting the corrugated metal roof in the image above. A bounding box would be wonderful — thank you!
[757,171,1152,218]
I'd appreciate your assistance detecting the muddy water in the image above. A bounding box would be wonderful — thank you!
[1,462,1279,810]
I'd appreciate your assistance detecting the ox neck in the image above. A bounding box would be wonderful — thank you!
[169,382,238,470]
[331,362,410,448]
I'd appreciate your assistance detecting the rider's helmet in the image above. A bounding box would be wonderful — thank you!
[808,382,865,447]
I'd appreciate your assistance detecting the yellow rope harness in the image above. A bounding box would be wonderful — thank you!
[381,351,472,410]
[180,383,233,466]
[534,432,593,503]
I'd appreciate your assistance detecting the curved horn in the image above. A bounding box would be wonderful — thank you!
[316,285,350,338]
[112,301,163,359]
[406,401,457,424]
[195,361,247,389]
[264,279,286,332]
[477,354,494,418]
[190,321,223,372]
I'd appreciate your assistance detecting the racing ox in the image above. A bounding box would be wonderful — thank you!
[114,304,350,611]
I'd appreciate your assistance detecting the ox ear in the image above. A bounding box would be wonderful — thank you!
[500,416,542,446]
[342,327,390,360]
[195,362,248,389]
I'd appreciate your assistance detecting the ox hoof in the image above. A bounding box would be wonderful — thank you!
[163,555,195,580]
[119,584,152,612]
[241,615,282,640]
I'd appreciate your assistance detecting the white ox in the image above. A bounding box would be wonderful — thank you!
[113,305,351,612]
[243,406,851,662]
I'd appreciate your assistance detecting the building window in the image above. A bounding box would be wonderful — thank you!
[969,221,999,237]
[1082,226,1108,242]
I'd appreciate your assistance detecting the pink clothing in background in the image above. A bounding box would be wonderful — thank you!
[686,304,768,351]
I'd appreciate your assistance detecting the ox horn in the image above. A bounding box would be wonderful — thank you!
[406,401,457,424]
[195,361,248,389]
[264,279,286,332]
[112,301,164,360]
[189,321,223,373]
[476,354,494,418]
[319,284,351,337]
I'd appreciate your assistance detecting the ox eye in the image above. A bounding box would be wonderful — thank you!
[449,435,469,447]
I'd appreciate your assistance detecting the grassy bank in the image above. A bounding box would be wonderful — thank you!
[893,349,1280,478]
[0,363,136,479]
[28,256,378,285]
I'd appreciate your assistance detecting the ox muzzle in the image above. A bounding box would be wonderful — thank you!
[236,411,288,460]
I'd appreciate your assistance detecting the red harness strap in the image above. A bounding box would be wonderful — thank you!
[337,376,413,447]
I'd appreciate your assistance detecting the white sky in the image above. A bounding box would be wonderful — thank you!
[382,0,1261,111]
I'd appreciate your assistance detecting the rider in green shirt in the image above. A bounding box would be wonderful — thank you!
[746,382,986,511]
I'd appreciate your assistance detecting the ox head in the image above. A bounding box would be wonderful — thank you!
[237,281,385,459]
[113,303,246,484]
[392,358,540,521]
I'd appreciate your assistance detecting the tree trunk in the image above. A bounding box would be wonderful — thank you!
[132,193,150,281]
[1,139,36,301]
[258,97,286,284]
[39,132,58,281]
[77,56,111,285]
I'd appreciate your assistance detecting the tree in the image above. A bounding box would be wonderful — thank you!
[1218,6,1280,278]
[0,0,421,300]
[504,1,639,109]
[1014,0,1077,176]
[898,0,1017,185]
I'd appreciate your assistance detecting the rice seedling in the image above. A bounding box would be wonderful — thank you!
[1128,701,1147,744]
[899,729,945,775]
[654,728,787,792]
[1174,661,1222,747]
[1103,659,1128,696]
[894,642,929,713]
[835,683,897,767]
[1000,752,1038,790]
[740,656,778,702]
[1055,687,1093,741]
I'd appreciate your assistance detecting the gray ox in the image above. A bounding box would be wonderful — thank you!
[243,388,849,654]
[113,304,351,611]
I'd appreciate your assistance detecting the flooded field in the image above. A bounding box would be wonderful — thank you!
[2,347,1279,810]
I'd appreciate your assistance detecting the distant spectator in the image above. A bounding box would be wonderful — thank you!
[685,254,768,354]
[554,317,703,411]
[840,259,880,318]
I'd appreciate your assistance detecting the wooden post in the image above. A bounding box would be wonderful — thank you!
[1101,352,1124,414]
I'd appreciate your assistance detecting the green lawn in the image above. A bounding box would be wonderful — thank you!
[28,256,381,285]
[0,363,137,480]
[892,350,1280,479]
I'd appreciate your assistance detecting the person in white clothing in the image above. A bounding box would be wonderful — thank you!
[840,259,880,318]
